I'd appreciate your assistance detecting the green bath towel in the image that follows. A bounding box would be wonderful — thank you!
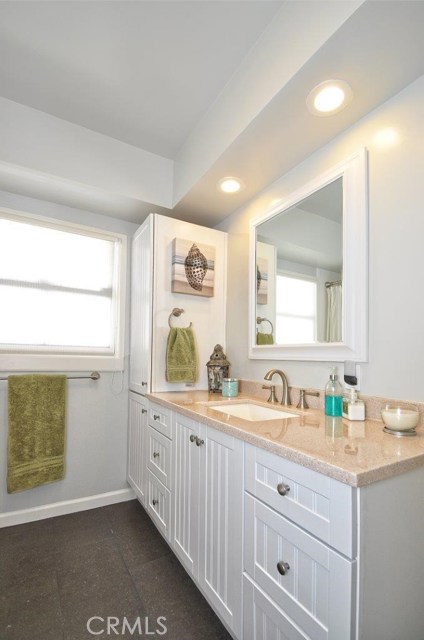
[166,327,198,383]
[256,332,274,345]
[7,374,67,494]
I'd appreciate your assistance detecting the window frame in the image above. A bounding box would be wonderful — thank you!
[0,208,127,372]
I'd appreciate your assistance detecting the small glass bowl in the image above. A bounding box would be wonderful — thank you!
[381,402,419,436]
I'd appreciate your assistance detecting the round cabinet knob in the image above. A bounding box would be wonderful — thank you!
[141,409,147,414]
[153,452,160,458]
[141,381,147,386]
[195,437,204,447]
[277,482,290,496]
[152,499,159,506]
[190,434,197,443]
[277,561,290,576]
[153,414,160,421]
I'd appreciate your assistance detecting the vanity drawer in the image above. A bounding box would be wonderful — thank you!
[149,402,172,439]
[245,444,354,558]
[148,426,172,488]
[147,470,170,539]
[244,494,355,640]
[243,575,309,640]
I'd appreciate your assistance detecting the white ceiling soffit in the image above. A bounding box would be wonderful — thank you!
[173,0,364,205]
[0,0,283,158]
[0,161,173,224]
[175,0,424,226]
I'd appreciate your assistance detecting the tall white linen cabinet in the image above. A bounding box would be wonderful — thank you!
[129,213,228,395]
[127,214,238,634]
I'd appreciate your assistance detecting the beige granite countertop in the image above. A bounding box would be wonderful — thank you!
[146,391,424,487]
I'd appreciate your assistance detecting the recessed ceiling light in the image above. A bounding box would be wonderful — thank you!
[217,177,244,194]
[306,79,353,116]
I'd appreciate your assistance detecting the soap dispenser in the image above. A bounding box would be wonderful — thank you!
[325,368,343,417]
[342,388,365,421]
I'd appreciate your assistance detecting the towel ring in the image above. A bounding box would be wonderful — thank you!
[168,307,192,329]
[256,316,273,334]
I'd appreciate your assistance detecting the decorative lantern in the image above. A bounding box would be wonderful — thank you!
[206,344,230,393]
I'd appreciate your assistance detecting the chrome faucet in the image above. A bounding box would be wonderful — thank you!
[263,369,291,406]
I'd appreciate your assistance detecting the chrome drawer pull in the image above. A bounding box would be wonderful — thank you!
[153,414,160,420]
[277,561,290,576]
[153,452,160,458]
[195,437,204,447]
[277,482,290,496]
[190,434,197,443]
[152,499,159,506]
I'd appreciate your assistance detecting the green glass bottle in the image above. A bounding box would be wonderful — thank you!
[325,368,343,417]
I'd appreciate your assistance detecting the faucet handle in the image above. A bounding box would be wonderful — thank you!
[262,384,278,404]
[296,389,320,410]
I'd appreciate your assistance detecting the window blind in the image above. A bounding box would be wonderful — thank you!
[0,216,119,355]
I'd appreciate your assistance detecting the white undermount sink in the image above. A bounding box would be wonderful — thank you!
[208,402,299,422]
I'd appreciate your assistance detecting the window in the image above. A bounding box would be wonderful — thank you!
[0,210,127,371]
[276,274,317,344]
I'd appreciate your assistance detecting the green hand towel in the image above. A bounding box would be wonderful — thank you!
[256,332,274,345]
[7,374,67,494]
[166,327,198,383]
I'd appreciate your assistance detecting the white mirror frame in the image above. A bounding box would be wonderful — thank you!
[249,148,368,362]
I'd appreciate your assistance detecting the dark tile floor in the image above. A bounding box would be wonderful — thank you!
[0,500,232,640]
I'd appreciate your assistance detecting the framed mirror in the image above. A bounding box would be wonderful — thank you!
[249,149,368,361]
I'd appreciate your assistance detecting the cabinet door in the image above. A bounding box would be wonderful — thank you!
[245,444,354,558]
[128,393,148,504]
[149,401,172,439]
[198,425,244,638]
[172,412,200,577]
[147,426,172,489]
[245,494,354,640]
[147,469,171,540]
[129,217,152,394]
[243,575,309,640]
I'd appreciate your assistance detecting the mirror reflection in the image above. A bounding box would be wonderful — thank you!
[256,177,343,345]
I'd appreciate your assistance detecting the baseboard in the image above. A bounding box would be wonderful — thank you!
[0,487,135,528]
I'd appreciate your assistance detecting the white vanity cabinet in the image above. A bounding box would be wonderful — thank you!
[146,401,172,539]
[128,395,173,537]
[243,444,356,640]
[133,399,424,640]
[172,411,244,638]
[127,392,149,504]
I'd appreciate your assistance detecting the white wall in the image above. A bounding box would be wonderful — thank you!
[218,75,424,402]
[0,190,138,515]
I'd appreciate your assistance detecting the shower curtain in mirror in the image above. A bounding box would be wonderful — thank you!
[326,283,342,342]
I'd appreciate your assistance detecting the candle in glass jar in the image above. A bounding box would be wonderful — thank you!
[222,378,238,398]
[381,408,418,431]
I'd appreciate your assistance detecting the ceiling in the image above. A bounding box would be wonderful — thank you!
[0,1,423,227]
[0,0,282,158]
